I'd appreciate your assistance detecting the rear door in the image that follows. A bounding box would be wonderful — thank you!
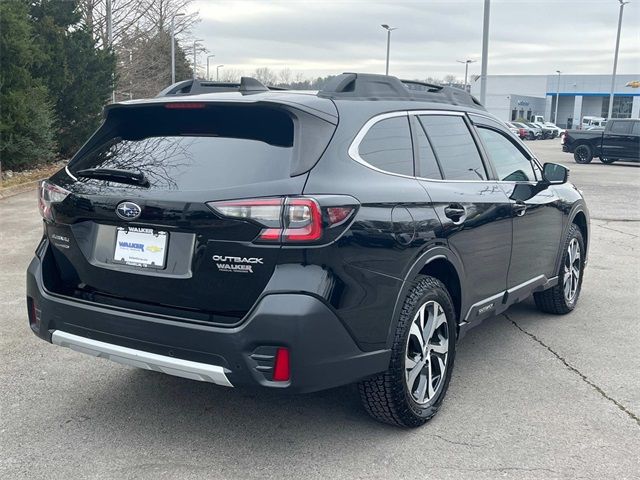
[470,115,564,287]
[602,120,636,160]
[412,112,513,313]
[47,102,336,324]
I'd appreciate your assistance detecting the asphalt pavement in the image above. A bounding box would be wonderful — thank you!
[1,139,639,479]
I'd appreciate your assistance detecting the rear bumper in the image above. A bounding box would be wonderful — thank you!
[27,255,390,393]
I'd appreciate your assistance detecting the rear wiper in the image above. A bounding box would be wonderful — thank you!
[75,168,150,188]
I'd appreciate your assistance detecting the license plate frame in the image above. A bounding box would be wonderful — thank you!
[113,227,168,269]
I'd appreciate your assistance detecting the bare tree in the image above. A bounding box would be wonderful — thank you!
[218,68,244,83]
[277,68,292,87]
[253,67,277,86]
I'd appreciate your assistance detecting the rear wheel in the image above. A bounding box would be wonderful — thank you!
[359,276,456,428]
[600,157,617,164]
[574,145,593,164]
[534,224,585,314]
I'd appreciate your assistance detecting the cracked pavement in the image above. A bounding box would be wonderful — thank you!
[1,140,639,479]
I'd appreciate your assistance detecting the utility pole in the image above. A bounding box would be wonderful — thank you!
[192,39,203,80]
[608,0,630,119]
[480,0,490,105]
[106,0,114,102]
[457,59,476,91]
[381,24,397,76]
[171,13,185,84]
[554,70,561,123]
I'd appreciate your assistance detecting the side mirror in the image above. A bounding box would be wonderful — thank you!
[542,163,568,185]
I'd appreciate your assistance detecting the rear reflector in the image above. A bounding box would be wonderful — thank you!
[27,296,40,333]
[273,347,290,382]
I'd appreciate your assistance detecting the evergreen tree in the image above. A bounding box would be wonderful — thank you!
[29,0,115,156]
[0,0,55,172]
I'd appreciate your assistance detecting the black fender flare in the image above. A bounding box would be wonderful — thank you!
[384,246,466,349]
[553,202,590,274]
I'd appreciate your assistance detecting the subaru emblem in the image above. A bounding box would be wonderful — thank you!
[116,201,142,220]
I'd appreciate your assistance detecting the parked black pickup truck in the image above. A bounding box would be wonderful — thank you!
[563,118,640,164]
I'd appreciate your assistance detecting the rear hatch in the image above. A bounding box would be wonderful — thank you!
[43,99,337,325]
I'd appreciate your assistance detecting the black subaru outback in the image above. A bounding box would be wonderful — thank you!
[27,73,589,427]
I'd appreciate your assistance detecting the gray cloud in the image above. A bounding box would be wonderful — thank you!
[190,0,640,80]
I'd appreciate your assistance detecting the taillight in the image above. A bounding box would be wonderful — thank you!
[282,198,322,242]
[207,196,355,244]
[38,180,70,222]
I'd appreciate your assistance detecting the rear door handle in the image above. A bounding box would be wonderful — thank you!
[444,204,466,221]
[513,201,527,217]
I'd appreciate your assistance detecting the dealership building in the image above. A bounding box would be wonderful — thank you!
[470,74,640,128]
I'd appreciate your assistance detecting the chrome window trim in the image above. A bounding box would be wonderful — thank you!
[348,110,503,184]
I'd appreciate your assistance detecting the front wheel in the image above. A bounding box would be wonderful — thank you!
[534,224,585,314]
[574,144,593,164]
[359,276,456,428]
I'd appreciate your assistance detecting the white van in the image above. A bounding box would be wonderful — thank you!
[581,116,607,129]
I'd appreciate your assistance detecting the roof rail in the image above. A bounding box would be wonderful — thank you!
[156,77,280,97]
[318,73,484,109]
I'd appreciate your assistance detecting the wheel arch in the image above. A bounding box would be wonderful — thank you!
[386,247,465,348]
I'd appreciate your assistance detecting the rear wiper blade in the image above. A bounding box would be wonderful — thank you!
[75,168,150,187]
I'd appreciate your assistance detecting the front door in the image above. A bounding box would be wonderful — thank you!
[471,116,563,288]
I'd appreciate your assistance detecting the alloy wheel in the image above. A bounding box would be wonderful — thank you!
[563,238,581,302]
[405,301,449,405]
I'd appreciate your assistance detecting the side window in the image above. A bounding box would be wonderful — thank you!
[610,121,632,134]
[477,127,536,182]
[414,119,443,179]
[418,115,487,180]
[358,116,414,176]
[632,122,640,136]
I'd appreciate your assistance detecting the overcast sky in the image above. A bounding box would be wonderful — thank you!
[191,0,640,80]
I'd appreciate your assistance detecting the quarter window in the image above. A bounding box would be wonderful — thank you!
[477,127,535,182]
[358,116,414,176]
[418,115,486,180]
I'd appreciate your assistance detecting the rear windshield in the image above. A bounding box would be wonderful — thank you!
[69,105,294,191]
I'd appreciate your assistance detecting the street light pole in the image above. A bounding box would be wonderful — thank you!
[381,24,397,76]
[216,65,224,81]
[457,59,476,91]
[206,55,215,80]
[480,0,491,105]
[170,13,185,84]
[554,70,561,124]
[608,0,630,120]
[192,39,203,80]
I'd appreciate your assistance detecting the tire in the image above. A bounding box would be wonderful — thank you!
[528,132,536,140]
[534,224,585,315]
[359,276,457,428]
[574,144,593,164]
[600,157,616,164]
